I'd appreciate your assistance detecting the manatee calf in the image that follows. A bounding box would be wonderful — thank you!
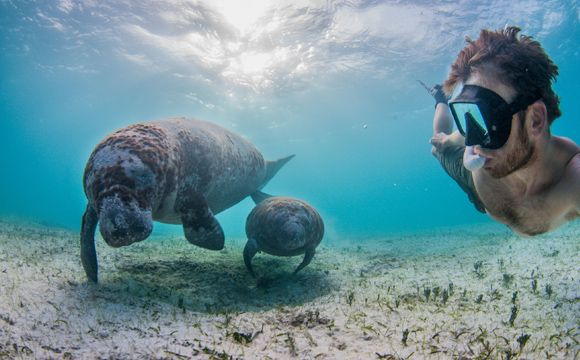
[81,117,293,282]
[244,195,324,277]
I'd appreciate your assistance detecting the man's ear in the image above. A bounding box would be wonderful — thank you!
[527,100,548,136]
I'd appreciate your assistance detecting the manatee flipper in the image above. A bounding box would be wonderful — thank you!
[243,238,259,277]
[250,190,274,205]
[177,191,224,250]
[293,247,316,275]
[262,155,295,187]
[80,205,99,283]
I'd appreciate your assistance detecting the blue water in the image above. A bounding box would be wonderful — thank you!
[1,1,578,239]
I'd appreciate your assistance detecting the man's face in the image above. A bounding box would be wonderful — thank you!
[465,71,536,178]
[481,112,535,178]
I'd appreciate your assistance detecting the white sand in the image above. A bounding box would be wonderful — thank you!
[0,219,578,359]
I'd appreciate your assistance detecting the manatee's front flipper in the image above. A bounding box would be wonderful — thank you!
[80,205,99,283]
[177,192,224,250]
[250,190,273,205]
[243,238,259,277]
[293,247,316,275]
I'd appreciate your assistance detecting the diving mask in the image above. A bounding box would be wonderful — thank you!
[449,85,539,149]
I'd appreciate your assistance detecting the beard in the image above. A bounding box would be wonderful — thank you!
[487,125,535,179]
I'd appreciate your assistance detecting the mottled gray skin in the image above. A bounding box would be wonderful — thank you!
[81,117,293,282]
[244,196,324,277]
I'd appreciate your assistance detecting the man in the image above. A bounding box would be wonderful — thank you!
[426,26,579,236]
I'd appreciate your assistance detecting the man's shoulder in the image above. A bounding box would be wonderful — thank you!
[559,139,580,212]
[545,136,579,201]
[556,136,580,174]
[552,135,579,168]
[565,153,580,214]
[564,152,580,185]
[553,135,580,154]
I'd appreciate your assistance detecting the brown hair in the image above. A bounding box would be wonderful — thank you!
[444,26,561,124]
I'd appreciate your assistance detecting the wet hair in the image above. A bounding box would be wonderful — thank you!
[444,26,561,125]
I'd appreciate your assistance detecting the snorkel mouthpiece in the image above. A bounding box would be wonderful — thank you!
[463,145,485,171]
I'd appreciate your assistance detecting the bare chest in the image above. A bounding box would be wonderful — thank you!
[476,183,570,236]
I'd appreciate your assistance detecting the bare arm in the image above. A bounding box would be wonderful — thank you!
[433,103,454,135]
[423,81,465,152]
[421,81,454,135]
[430,103,464,153]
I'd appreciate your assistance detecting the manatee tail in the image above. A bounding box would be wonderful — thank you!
[80,204,99,283]
[262,154,294,188]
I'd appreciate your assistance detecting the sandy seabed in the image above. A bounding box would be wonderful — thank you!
[0,219,578,359]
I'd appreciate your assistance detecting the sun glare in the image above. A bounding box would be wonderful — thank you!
[212,0,272,33]
[238,52,271,74]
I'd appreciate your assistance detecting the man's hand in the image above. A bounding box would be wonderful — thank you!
[430,131,463,155]
[418,80,448,106]
[430,132,450,155]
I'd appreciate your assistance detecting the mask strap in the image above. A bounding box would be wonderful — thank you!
[508,92,541,115]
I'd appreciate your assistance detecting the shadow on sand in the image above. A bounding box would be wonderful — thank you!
[86,254,337,313]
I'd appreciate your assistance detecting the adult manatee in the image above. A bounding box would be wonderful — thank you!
[81,117,293,282]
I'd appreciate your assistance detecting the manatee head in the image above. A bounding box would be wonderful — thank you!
[98,193,153,248]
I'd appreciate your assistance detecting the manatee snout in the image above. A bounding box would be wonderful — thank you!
[98,195,152,248]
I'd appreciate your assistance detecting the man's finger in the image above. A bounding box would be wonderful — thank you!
[429,138,441,148]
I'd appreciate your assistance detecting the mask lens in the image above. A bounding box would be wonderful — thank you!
[450,103,488,136]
